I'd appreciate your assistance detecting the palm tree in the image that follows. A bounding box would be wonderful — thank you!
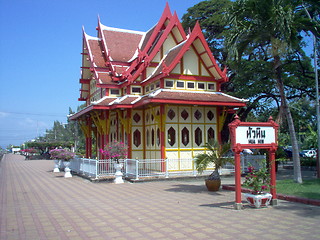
[195,140,233,181]
[225,0,306,183]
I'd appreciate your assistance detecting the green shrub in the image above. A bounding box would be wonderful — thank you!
[300,157,316,167]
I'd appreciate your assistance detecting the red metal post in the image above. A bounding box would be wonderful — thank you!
[160,104,166,171]
[269,144,278,205]
[234,144,242,208]
[127,109,132,159]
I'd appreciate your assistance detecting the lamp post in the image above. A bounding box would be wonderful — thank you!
[303,5,320,178]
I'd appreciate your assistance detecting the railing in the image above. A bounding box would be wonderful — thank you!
[70,158,126,179]
[70,158,98,179]
[70,155,266,181]
[125,158,168,180]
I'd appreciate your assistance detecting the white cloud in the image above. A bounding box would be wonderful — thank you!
[0,112,9,118]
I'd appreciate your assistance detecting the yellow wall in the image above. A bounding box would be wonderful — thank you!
[164,105,217,160]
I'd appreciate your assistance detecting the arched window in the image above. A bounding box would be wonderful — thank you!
[133,129,141,147]
[157,128,160,146]
[195,127,202,146]
[167,127,176,146]
[208,127,215,142]
[146,129,150,146]
[151,128,155,146]
[181,127,189,146]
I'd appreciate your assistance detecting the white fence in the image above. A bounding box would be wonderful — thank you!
[69,155,266,181]
[70,158,125,179]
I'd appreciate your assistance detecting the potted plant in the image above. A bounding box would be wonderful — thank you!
[100,141,128,184]
[194,140,233,191]
[49,148,75,177]
[242,162,272,208]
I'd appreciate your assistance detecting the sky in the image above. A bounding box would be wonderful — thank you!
[0,0,204,148]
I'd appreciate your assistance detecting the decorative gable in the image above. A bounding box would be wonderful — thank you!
[76,3,243,108]
[182,46,199,75]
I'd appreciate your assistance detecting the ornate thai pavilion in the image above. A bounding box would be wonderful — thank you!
[70,3,247,159]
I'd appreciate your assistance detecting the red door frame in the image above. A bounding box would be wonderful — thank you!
[228,115,279,210]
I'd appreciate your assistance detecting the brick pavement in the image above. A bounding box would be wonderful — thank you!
[1,154,320,240]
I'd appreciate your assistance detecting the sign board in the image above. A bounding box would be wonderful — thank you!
[235,126,276,145]
[229,116,279,149]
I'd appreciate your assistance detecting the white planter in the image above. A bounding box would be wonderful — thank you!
[243,193,272,208]
[53,160,61,172]
[64,161,72,178]
[114,163,124,184]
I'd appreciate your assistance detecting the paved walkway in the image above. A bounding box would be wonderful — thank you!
[1,154,320,240]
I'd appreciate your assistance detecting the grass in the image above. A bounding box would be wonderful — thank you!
[276,179,320,200]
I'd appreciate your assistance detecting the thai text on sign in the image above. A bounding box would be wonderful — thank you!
[235,126,276,145]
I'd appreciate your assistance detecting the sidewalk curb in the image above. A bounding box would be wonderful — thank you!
[222,184,320,207]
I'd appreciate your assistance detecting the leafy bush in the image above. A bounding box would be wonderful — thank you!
[100,141,128,163]
[49,148,75,161]
[243,161,270,194]
[300,157,316,167]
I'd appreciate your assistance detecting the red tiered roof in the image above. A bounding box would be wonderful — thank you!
[72,3,247,119]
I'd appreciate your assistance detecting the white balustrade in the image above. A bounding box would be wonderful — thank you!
[68,155,266,181]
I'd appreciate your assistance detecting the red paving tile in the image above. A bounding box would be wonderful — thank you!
[1,154,320,240]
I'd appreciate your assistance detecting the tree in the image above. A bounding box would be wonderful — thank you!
[181,0,232,62]
[181,0,317,135]
[25,141,73,155]
[224,0,320,183]
[33,107,85,154]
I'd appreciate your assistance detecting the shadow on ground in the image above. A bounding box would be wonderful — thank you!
[165,184,223,195]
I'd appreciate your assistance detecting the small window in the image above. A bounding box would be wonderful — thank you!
[165,80,174,88]
[187,82,195,89]
[167,109,175,120]
[132,87,141,94]
[110,89,120,95]
[181,109,189,120]
[176,81,185,88]
[194,110,202,120]
[156,81,160,88]
[150,84,154,90]
[197,83,205,90]
[145,86,149,92]
[207,110,214,121]
[208,83,215,90]
[133,113,141,123]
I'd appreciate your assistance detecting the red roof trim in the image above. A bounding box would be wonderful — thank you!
[124,3,188,82]
[69,105,94,120]
[80,79,90,84]
[190,22,227,81]
[133,98,246,109]
[144,21,228,83]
